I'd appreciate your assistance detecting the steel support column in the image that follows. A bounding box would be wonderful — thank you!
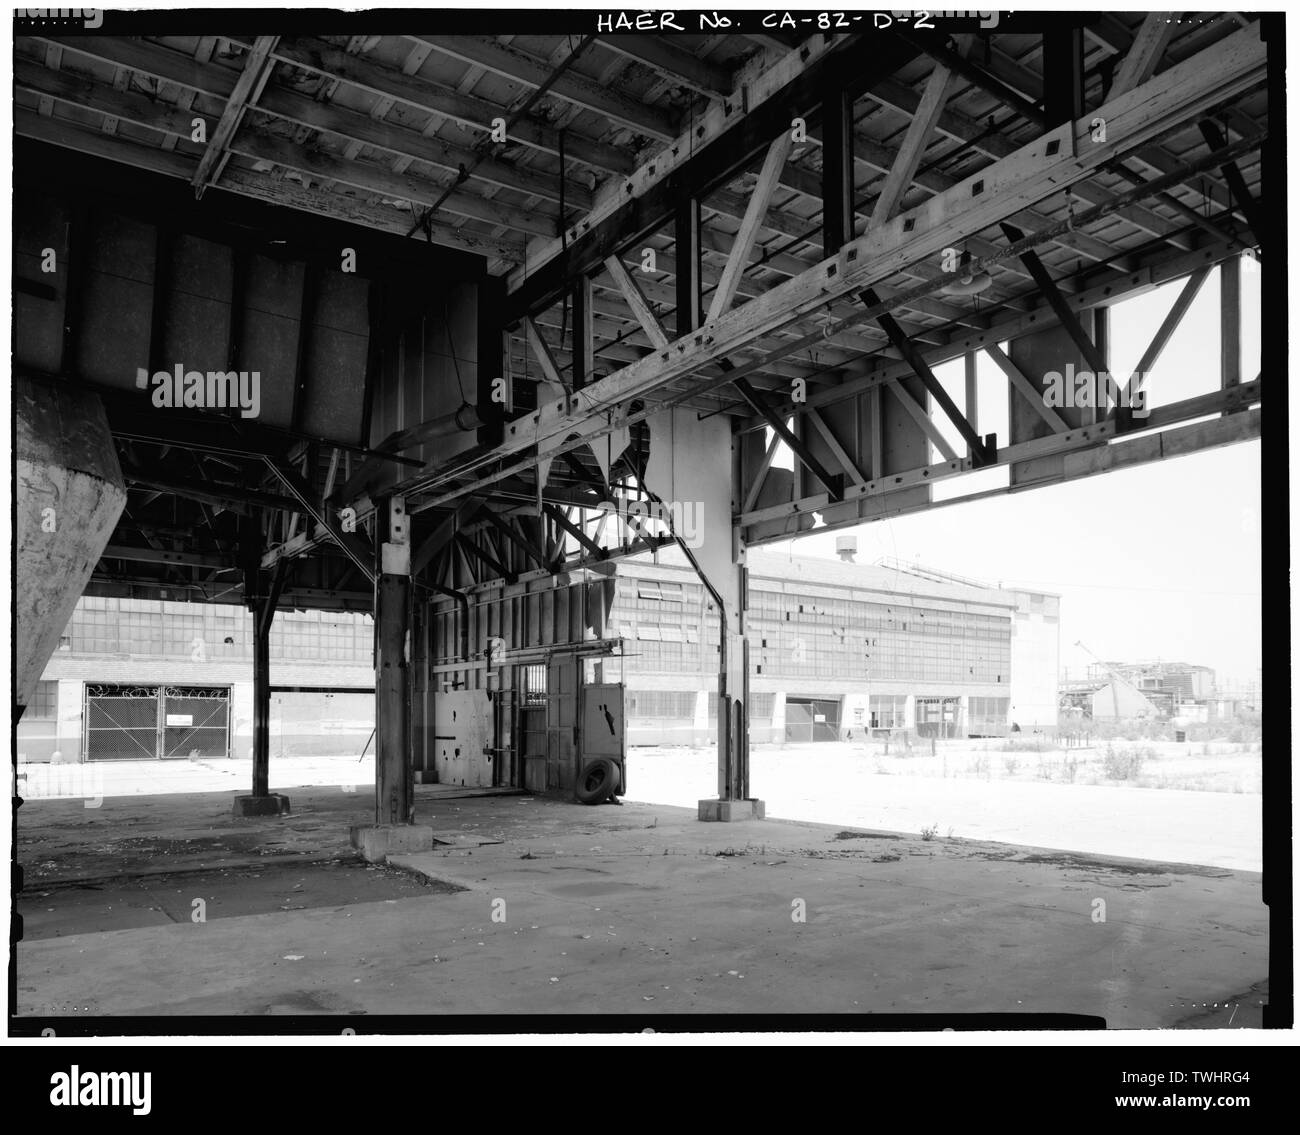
[572,275,593,389]
[374,494,414,827]
[1220,253,1242,418]
[252,603,271,797]
[674,195,701,337]
[1043,26,1085,127]
[234,517,289,816]
[820,84,854,256]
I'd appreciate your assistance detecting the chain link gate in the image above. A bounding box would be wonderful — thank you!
[84,684,231,760]
[84,684,161,761]
[161,686,231,759]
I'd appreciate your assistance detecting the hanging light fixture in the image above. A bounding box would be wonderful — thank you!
[942,249,992,296]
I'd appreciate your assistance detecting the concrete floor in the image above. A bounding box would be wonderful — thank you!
[16,784,1267,1027]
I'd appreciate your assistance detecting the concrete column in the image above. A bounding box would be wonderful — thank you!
[352,494,433,862]
[642,406,762,822]
[693,689,709,746]
[15,378,125,711]
[56,679,82,763]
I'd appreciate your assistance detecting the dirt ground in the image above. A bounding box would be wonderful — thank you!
[624,743,1262,871]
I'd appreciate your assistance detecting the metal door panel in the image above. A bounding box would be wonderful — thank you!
[84,685,159,761]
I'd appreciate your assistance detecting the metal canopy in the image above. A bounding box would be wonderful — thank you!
[12,14,1271,605]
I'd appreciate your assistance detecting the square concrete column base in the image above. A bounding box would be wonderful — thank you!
[698,797,765,822]
[232,793,291,817]
[414,770,439,784]
[350,823,435,863]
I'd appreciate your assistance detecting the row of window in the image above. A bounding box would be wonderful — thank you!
[627,691,697,718]
[747,625,1009,684]
[706,692,777,719]
[623,691,996,731]
[24,680,58,719]
[60,599,373,663]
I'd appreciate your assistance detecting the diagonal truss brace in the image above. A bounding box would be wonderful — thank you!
[862,287,996,466]
[1118,265,1212,411]
[263,456,374,583]
[732,377,844,501]
[999,221,1127,427]
[1199,119,1266,245]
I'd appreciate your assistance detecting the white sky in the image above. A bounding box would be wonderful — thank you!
[761,258,1263,689]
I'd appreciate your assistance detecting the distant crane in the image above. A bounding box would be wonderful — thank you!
[1075,639,1123,720]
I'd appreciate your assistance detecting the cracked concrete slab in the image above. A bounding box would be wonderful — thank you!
[15,789,1267,1027]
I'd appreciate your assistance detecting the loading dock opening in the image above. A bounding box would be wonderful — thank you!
[84,684,230,761]
[784,696,842,743]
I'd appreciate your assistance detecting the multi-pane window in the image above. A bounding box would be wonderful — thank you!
[968,696,1010,735]
[164,608,204,657]
[703,691,773,720]
[627,691,696,718]
[869,695,907,730]
[27,680,58,719]
[60,597,374,663]
[609,576,708,676]
[521,665,547,705]
[744,588,1011,684]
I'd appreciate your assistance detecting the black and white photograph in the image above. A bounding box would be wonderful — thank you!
[3,1,1289,1079]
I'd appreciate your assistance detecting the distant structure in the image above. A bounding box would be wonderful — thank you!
[612,547,1059,745]
[15,598,374,764]
[1061,659,1246,722]
[835,535,858,563]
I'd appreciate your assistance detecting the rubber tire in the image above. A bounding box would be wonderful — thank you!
[576,758,618,805]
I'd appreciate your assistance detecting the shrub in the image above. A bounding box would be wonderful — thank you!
[1102,743,1150,780]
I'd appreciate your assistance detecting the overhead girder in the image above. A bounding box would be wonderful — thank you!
[504,33,925,321]
[399,24,1264,514]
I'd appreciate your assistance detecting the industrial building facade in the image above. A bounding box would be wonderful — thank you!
[16,598,374,763]
[21,551,1058,765]
[611,549,1059,745]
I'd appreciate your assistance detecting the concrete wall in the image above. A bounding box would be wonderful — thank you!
[1008,590,1061,731]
